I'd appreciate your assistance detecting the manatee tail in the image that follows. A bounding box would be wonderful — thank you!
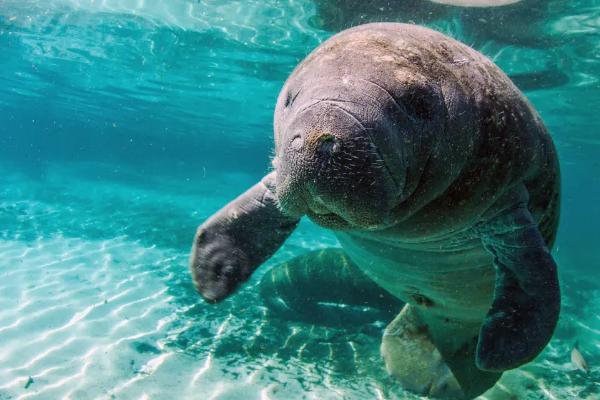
[260,249,403,327]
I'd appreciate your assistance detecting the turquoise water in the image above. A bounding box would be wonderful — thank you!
[0,1,599,399]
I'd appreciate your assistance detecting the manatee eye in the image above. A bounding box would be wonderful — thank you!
[403,83,438,121]
[411,96,432,120]
[317,133,339,155]
[291,134,303,150]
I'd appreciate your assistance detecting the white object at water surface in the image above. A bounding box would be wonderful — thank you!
[428,0,522,7]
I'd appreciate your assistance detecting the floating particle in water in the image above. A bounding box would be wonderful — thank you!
[24,376,34,389]
[571,343,590,373]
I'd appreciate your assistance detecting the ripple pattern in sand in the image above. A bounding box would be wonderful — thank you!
[0,237,184,399]
[0,168,599,399]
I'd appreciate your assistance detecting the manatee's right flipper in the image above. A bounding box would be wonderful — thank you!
[475,201,560,371]
[260,249,403,327]
[437,334,503,398]
[381,305,466,399]
[190,172,300,303]
[383,306,502,399]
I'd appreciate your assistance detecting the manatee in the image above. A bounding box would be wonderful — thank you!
[259,249,403,328]
[190,23,561,399]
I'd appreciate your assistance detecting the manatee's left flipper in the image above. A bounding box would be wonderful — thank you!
[475,199,560,371]
[190,172,300,303]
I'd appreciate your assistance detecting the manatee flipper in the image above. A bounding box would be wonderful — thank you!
[381,305,465,399]
[475,194,560,372]
[383,306,501,399]
[190,172,300,302]
[260,249,403,327]
[441,341,502,398]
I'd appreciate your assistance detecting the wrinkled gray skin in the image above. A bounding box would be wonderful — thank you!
[190,23,560,399]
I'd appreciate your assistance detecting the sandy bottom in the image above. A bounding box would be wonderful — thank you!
[0,163,598,399]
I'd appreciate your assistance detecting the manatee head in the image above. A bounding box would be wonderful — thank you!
[272,70,445,231]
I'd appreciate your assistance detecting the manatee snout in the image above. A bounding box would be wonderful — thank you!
[275,103,398,230]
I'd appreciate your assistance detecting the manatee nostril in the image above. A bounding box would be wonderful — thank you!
[317,133,339,155]
[290,134,303,151]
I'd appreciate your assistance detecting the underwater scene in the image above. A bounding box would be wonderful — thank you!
[0,0,599,399]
